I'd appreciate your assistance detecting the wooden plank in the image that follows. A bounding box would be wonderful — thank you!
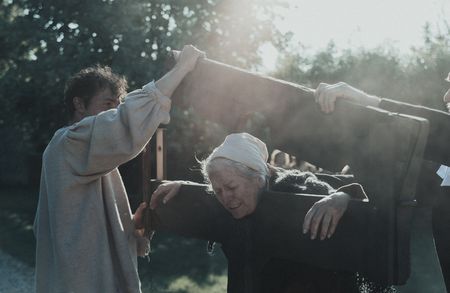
[380,98,450,165]
[153,57,431,286]
[150,183,373,274]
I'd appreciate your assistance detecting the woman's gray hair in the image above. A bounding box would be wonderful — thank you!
[198,156,269,193]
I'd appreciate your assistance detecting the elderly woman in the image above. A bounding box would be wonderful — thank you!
[149,132,384,292]
[151,132,366,240]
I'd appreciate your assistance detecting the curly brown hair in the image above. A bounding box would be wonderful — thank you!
[64,65,128,121]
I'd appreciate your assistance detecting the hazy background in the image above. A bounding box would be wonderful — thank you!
[0,0,449,292]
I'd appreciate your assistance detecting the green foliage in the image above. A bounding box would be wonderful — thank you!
[0,187,38,266]
[0,0,286,186]
[273,25,450,110]
[1,0,449,188]
[1,1,450,291]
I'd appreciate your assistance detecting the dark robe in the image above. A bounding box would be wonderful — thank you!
[379,98,450,289]
[219,169,394,293]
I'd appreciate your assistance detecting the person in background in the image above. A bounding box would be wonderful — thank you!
[33,45,204,293]
[314,73,450,290]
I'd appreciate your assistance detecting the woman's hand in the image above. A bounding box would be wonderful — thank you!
[302,192,350,240]
[149,181,183,209]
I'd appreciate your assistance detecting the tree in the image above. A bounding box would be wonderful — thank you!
[273,25,450,110]
[0,0,287,186]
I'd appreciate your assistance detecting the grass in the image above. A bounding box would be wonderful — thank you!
[0,187,38,266]
[138,232,228,292]
[0,187,228,293]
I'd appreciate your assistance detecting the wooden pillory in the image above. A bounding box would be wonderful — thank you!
[140,57,450,291]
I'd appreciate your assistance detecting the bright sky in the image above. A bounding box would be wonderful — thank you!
[260,0,450,71]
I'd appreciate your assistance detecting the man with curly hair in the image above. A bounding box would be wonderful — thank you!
[33,45,204,293]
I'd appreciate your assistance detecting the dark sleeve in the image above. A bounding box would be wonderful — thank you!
[315,173,368,200]
[379,98,450,165]
[270,170,334,195]
[335,183,368,200]
[315,173,356,189]
[270,170,368,199]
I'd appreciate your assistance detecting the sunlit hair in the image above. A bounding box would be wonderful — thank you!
[64,65,128,121]
[198,156,268,193]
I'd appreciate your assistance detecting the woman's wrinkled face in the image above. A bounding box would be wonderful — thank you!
[209,163,264,219]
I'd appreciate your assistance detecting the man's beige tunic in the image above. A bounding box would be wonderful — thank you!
[34,82,170,293]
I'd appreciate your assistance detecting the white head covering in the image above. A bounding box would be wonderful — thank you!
[208,132,269,176]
